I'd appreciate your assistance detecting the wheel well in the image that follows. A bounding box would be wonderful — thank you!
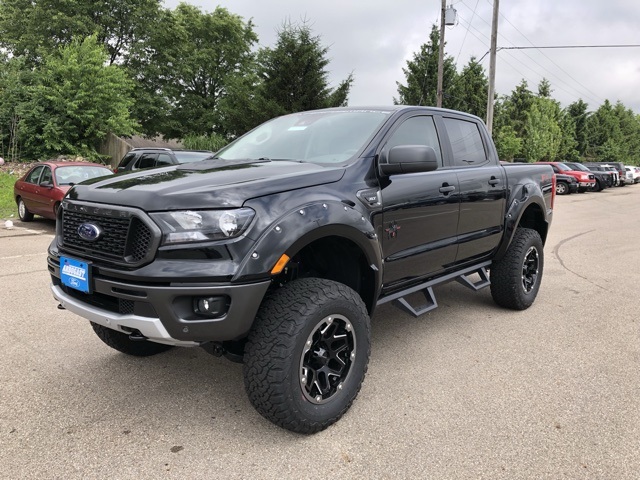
[518,203,548,244]
[271,235,377,314]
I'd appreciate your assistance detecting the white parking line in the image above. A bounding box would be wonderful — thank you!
[0,252,48,261]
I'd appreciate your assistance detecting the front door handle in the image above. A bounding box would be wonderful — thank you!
[439,184,456,194]
[488,177,501,186]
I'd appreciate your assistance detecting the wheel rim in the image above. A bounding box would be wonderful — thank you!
[556,183,566,194]
[18,200,26,218]
[299,314,356,405]
[522,246,539,293]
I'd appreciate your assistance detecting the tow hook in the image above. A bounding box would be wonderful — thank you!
[128,330,149,342]
[57,304,66,310]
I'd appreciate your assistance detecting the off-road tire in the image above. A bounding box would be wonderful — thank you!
[490,228,544,310]
[17,198,34,222]
[243,278,371,434]
[90,322,173,356]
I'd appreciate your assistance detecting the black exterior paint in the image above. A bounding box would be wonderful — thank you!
[48,106,553,343]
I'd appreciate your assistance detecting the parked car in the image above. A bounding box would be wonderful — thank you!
[14,161,113,221]
[584,161,629,185]
[563,162,609,191]
[114,148,214,173]
[555,173,578,195]
[585,164,618,186]
[534,161,596,192]
[625,165,640,184]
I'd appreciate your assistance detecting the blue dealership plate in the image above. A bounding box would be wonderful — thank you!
[60,256,92,293]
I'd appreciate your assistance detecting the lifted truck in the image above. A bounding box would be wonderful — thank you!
[49,106,554,433]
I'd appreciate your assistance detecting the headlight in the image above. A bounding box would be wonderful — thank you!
[150,208,255,244]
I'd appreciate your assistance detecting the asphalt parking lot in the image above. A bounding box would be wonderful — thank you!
[1,187,639,479]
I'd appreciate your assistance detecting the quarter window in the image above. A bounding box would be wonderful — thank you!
[443,118,487,167]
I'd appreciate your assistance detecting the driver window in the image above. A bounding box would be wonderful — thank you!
[384,116,443,166]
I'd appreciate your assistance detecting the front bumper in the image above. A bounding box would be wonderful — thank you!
[49,256,271,345]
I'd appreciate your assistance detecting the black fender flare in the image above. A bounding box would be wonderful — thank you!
[232,200,383,292]
[493,182,549,262]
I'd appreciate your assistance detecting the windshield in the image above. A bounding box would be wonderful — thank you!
[216,110,390,165]
[568,163,589,172]
[555,163,571,172]
[55,165,113,186]
[174,151,214,163]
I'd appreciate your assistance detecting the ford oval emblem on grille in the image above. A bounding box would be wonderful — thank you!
[77,223,102,242]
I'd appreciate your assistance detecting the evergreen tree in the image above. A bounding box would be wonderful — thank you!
[447,57,488,118]
[395,24,457,107]
[566,100,589,157]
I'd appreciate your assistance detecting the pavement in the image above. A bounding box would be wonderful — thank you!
[0,188,639,479]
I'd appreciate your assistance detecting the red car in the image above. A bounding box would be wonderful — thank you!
[534,161,596,193]
[14,161,113,221]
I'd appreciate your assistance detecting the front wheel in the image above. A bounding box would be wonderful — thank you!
[243,278,371,434]
[90,322,173,356]
[556,182,568,195]
[490,228,544,310]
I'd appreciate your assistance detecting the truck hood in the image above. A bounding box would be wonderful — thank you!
[66,159,345,210]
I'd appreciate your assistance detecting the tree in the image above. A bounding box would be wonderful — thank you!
[566,100,589,157]
[128,4,257,138]
[218,20,354,137]
[395,24,457,107]
[522,97,562,162]
[258,21,353,115]
[447,57,488,118]
[19,36,138,160]
[0,0,162,65]
[494,125,522,161]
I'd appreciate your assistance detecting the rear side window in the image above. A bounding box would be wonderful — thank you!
[384,116,443,166]
[443,118,487,167]
[136,153,157,169]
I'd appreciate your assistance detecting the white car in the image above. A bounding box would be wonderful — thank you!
[625,166,640,184]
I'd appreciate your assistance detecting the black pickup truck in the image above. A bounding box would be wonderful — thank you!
[48,106,554,433]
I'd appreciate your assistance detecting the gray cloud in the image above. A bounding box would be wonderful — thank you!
[164,0,640,112]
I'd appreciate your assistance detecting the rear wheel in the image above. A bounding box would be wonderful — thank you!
[490,228,544,310]
[243,278,371,434]
[17,198,34,221]
[90,322,173,356]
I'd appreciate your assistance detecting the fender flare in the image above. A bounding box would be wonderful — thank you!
[232,200,382,288]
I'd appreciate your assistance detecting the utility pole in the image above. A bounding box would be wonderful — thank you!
[485,0,499,134]
[436,0,446,108]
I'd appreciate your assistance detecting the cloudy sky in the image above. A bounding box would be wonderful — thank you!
[164,0,640,113]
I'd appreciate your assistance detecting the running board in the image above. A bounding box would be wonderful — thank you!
[377,261,491,318]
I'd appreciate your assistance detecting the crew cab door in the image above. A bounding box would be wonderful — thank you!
[440,115,507,262]
[377,114,460,290]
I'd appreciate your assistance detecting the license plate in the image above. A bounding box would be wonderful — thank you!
[60,256,91,293]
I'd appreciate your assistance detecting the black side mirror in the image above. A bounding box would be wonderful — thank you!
[379,145,439,175]
[39,181,53,188]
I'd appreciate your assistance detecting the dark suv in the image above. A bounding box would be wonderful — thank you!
[114,148,214,173]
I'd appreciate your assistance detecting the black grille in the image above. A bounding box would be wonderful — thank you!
[61,206,154,265]
[119,299,135,315]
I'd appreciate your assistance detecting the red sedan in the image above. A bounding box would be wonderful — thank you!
[14,161,113,221]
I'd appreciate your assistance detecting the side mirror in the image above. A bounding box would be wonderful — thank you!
[39,181,53,188]
[379,145,439,175]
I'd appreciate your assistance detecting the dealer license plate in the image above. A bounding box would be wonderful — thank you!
[60,256,91,293]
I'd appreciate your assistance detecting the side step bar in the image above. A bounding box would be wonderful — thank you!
[376,261,491,317]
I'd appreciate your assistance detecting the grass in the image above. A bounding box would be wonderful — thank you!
[0,170,19,220]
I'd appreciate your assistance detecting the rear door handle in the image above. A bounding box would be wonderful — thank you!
[439,185,456,194]
[488,177,501,186]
